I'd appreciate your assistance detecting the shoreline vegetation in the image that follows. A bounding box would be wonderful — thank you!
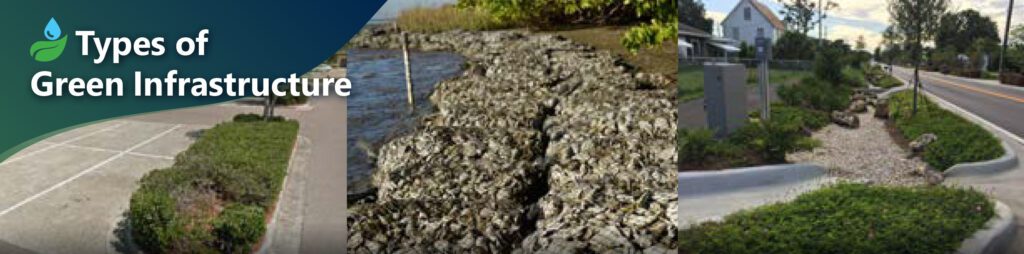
[129,115,298,253]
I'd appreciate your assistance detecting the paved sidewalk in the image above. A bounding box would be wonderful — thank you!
[945,133,1024,254]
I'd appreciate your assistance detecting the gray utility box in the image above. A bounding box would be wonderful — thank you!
[703,63,747,138]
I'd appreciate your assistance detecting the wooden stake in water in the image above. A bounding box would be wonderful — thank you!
[400,27,415,107]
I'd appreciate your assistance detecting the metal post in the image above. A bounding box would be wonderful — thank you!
[760,60,770,120]
[400,28,415,107]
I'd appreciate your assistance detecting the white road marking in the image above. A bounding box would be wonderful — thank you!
[37,141,175,161]
[0,124,182,217]
[890,67,1024,145]
[1,122,127,166]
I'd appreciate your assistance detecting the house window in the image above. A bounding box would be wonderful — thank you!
[757,28,764,38]
[744,7,751,21]
[732,27,739,40]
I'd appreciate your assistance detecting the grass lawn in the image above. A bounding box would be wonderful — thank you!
[679,65,812,102]
[680,184,994,254]
[888,91,1004,170]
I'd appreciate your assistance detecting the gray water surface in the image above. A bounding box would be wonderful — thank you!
[346,49,464,194]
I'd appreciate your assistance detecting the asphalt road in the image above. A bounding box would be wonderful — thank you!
[889,66,1024,253]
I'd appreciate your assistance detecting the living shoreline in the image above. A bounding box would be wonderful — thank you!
[346,25,678,253]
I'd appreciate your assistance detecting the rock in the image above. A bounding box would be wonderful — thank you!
[348,25,678,253]
[873,98,889,118]
[909,133,938,155]
[848,99,868,113]
[831,110,860,128]
[347,199,528,253]
[912,165,945,185]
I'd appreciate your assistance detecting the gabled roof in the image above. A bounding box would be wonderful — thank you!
[724,0,786,30]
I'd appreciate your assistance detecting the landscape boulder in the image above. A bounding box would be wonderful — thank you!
[909,133,938,155]
[873,98,889,118]
[831,110,860,128]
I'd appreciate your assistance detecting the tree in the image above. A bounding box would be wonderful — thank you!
[882,25,902,71]
[934,9,999,53]
[780,0,817,35]
[680,0,713,33]
[889,0,948,115]
[874,47,881,61]
[774,31,816,60]
[815,0,839,43]
[855,35,866,51]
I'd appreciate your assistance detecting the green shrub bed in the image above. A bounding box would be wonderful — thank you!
[864,65,903,89]
[680,184,994,254]
[129,117,299,253]
[679,105,822,170]
[888,91,1003,170]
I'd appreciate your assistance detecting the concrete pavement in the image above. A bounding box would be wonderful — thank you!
[0,86,346,253]
[889,66,1024,253]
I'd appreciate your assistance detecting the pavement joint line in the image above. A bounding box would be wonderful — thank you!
[35,141,175,161]
[891,67,1024,146]
[0,124,182,218]
[1,121,127,166]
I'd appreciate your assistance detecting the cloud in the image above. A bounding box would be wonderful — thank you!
[828,24,883,50]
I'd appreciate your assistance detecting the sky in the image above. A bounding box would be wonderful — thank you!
[700,0,1024,50]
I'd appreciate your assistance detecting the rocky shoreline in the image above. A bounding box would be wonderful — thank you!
[346,26,677,253]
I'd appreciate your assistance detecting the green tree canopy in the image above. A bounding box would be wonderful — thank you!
[680,0,713,33]
[780,0,817,35]
[935,9,999,53]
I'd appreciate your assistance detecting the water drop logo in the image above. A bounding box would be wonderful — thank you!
[29,17,67,62]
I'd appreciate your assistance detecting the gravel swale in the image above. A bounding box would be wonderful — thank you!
[787,107,929,186]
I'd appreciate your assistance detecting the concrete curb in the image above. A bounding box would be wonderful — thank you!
[958,200,1017,254]
[945,141,1019,178]
[679,163,825,197]
[884,69,1021,178]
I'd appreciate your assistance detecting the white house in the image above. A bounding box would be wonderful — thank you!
[721,0,785,46]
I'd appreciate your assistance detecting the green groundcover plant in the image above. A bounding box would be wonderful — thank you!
[888,91,1003,170]
[129,117,299,253]
[680,183,994,254]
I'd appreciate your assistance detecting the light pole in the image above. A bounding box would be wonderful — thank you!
[999,0,1015,74]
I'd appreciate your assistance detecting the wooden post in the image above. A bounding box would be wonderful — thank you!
[399,25,414,106]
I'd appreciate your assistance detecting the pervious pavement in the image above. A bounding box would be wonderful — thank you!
[0,120,204,253]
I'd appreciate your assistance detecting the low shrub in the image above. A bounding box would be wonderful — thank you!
[864,65,903,89]
[677,128,753,171]
[130,120,299,252]
[999,72,1024,86]
[274,95,308,106]
[888,91,1003,170]
[730,118,813,163]
[233,113,285,123]
[778,77,851,112]
[680,184,994,253]
[128,187,182,252]
[769,105,829,131]
[213,204,266,253]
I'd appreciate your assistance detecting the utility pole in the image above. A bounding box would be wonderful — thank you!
[999,0,1015,74]
[818,0,823,47]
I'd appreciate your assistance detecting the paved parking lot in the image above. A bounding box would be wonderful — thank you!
[0,120,207,253]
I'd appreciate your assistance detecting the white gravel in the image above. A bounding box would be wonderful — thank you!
[787,107,929,186]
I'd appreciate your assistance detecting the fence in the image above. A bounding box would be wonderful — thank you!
[680,57,812,71]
